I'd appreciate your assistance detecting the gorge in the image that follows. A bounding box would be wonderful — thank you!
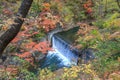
[40,26,95,70]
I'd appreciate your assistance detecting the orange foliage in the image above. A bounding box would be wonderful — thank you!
[40,19,56,32]
[15,52,34,65]
[15,52,32,58]
[23,41,52,54]
[1,26,8,31]
[11,25,39,43]
[6,66,18,75]
[42,3,51,12]
[86,8,92,14]
[25,42,37,50]
[37,2,61,32]
[10,3,55,65]
[11,22,53,65]
[2,8,13,15]
[43,3,50,8]
[77,22,96,36]
[83,4,88,9]
[0,65,18,75]
[83,0,93,14]
[11,26,30,43]
[11,37,20,43]
[14,41,52,65]
[33,41,53,54]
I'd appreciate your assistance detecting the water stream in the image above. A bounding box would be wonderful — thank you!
[40,26,95,70]
[40,34,79,69]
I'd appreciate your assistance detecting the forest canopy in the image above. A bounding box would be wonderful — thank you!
[0,0,120,80]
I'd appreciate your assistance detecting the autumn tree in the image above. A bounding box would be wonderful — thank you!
[0,0,33,56]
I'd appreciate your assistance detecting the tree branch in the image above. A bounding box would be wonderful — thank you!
[0,0,33,56]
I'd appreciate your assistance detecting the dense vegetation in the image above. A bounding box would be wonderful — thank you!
[0,0,120,80]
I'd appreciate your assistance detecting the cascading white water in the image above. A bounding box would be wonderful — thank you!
[40,34,79,69]
[52,35,78,64]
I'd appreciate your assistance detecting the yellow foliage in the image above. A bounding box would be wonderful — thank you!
[111,18,120,27]
[38,64,97,80]
[61,64,97,79]
[62,66,80,79]
[39,68,55,80]
[103,13,120,29]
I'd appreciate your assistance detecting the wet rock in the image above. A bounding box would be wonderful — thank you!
[32,51,46,63]
[1,56,7,62]
[78,48,95,64]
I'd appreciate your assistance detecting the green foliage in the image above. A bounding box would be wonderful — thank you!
[11,78,17,80]
[50,0,89,23]
[0,5,3,14]
[81,28,119,77]
[76,11,120,77]
[92,20,105,29]
[62,7,74,22]
[93,12,120,29]
[13,57,31,69]
[92,0,120,18]
[6,44,17,52]
[90,29,99,35]
[32,31,45,41]
[104,0,119,13]
[76,28,102,49]
[103,12,120,28]
[31,1,43,14]
[0,0,120,79]
[19,69,38,80]
[96,40,120,57]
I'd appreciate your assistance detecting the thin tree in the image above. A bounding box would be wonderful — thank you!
[105,0,107,13]
[98,0,103,17]
[116,0,120,9]
[0,0,33,56]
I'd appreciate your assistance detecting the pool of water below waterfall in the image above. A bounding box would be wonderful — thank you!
[40,35,79,70]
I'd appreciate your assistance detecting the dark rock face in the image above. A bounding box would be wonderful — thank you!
[48,26,79,44]
[1,55,7,62]
[55,26,79,44]
[47,24,63,43]
[32,51,46,64]
[78,48,95,64]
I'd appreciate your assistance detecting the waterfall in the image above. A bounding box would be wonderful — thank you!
[52,35,79,64]
[40,34,79,69]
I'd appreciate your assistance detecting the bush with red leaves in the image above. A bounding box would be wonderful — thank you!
[83,0,93,14]
[14,41,52,65]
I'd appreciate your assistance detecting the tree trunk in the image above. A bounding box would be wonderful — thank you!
[0,0,33,56]
[116,0,120,9]
[105,0,107,13]
[98,0,103,18]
